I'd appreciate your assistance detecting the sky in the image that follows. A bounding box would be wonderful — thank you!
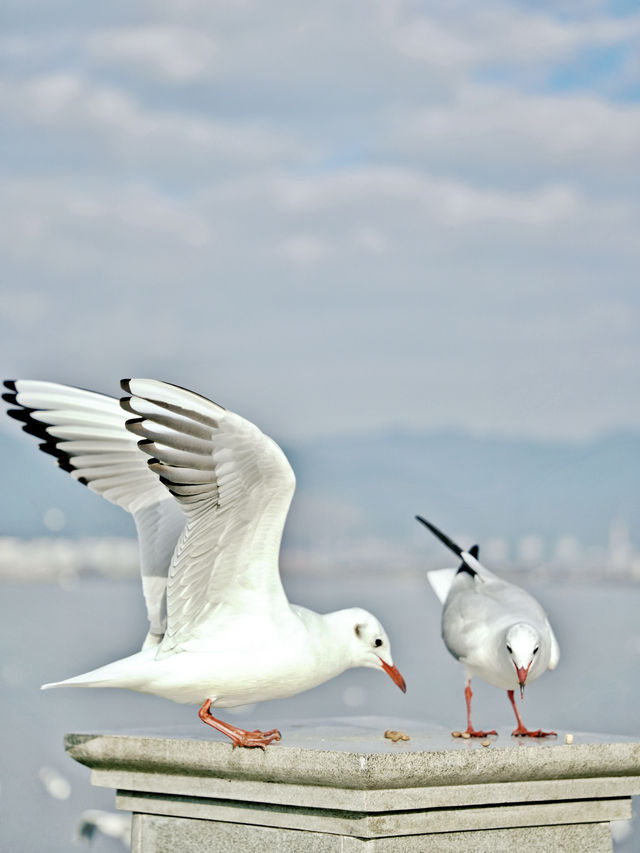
[1,0,639,443]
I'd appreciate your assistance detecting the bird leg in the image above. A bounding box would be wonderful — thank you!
[460,681,498,738]
[198,699,281,749]
[507,690,556,737]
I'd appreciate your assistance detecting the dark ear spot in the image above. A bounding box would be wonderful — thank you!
[355,624,364,638]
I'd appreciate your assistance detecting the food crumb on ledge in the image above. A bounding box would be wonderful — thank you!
[384,729,410,743]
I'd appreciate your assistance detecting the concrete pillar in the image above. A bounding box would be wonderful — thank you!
[65,717,640,852]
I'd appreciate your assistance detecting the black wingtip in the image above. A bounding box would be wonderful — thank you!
[415,515,463,558]
[6,407,30,422]
[120,379,132,393]
[119,397,135,414]
[138,438,153,447]
[3,380,17,392]
[2,392,18,405]
[456,544,480,577]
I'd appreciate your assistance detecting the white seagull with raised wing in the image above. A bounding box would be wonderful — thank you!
[4,378,406,748]
[416,514,559,738]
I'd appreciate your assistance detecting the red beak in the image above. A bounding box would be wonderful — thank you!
[380,658,407,693]
[515,662,532,699]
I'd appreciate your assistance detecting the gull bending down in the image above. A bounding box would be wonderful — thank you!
[3,378,406,748]
[416,515,559,738]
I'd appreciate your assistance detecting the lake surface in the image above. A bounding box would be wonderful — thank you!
[1,573,639,851]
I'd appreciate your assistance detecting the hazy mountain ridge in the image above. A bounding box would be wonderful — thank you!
[2,424,638,554]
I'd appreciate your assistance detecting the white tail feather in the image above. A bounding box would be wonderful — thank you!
[426,567,457,604]
[41,648,155,691]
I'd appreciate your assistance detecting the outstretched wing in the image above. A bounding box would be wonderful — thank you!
[3,380,185,639]
[121,379,296,656]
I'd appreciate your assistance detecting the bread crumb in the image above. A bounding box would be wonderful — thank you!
[384,729,410,743]
[451,731,462,738]
[564,733,574,745]
[481,739,491,747]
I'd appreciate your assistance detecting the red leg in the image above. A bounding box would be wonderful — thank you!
[459,680,497,738]
[507,690,556,737]
[198,699,281,749]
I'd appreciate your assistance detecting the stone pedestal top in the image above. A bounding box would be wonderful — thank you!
[66,718,640,851]
[66,716,640,808]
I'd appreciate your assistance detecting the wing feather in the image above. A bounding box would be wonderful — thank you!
[121,378,296,656]
[3,379,186,639]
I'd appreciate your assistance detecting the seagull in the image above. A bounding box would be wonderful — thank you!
[3,378,406,748]
[416,514,559,738]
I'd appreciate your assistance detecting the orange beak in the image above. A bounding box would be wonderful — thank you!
[379,658,407,693]
[515,662,532,699]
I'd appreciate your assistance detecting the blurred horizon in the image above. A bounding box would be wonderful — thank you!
[2,420,639,582]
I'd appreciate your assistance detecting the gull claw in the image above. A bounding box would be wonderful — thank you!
[512,728,556,738]
[453,728,498,739]
[231,729,281,749]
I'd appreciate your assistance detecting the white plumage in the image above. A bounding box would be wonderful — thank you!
[4,378,406,747]
[417,515,559,738]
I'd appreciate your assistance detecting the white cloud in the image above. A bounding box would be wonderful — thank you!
[383,84,640,187]
[385,2,640,70]
[267,167,636,243]
[0,72,311,171]
[0,0,639,441]
[279,234,331,265]
[87,27,218,81]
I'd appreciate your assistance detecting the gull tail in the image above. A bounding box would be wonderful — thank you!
[41,649,153,691]
[426,568,458,604]
[42,673,112,691]
[425,546,480,603]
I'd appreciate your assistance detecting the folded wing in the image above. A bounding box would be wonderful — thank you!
[2,380,185,640]
[121,379,296,657]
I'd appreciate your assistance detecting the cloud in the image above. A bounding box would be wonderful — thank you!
[0,72,312,175]
[0,0,639,441]
[382,84,640,190]
[87,27,218,81]
[386,3,640,70]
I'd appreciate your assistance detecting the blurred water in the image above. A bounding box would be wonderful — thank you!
[1,574,640,851]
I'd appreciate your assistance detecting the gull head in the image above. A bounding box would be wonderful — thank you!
[337,608,406,693]
[505,623,541,698]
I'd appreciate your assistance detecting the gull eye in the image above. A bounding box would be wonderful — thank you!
[374,638,383,648]
[506,644,513,654]
[533,646,539,655]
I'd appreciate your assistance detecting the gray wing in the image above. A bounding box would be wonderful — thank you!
[3,379,186,640]
[442,571,554,663]
[441,574,503,661]
[122,378,296,657]
[545,616,560,669]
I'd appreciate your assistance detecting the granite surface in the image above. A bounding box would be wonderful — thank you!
[66,715,640,790]
[66,718,639,851]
